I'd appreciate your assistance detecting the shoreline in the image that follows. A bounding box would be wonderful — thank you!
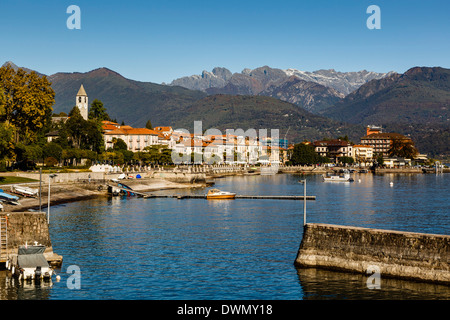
[1,168,448,212]
[2,178,208,212]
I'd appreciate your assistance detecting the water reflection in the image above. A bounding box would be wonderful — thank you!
[0,271,53,300]
[296,267,450,300]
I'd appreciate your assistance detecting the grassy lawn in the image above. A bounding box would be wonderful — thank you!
[0,176,39,185]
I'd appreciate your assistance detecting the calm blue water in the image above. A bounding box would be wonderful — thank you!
[1,173,449,300]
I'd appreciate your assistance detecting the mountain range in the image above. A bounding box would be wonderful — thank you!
[2,61,449,158]
[170,66,393,113]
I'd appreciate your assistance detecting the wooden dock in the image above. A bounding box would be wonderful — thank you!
[145,194,316,201]
[108,184,315,201]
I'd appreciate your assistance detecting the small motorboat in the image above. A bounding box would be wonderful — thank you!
[11,185,38,197]
[206,189,236,200]
[10,243,53,282]
[323,170,354,182]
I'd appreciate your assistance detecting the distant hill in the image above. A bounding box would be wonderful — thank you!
[322,67,450,125]
[321,66,450,158]
[2,61,46,77]
[2,61,448,158]
[167,94,363,143]
[48,68,207,127]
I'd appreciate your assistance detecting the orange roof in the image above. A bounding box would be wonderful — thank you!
[104,127,159,136]
[102,120,119,125]
[103,124,120,131]
[154,126,173,132]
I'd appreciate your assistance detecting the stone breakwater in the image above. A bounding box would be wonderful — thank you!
[0,212,62,267]
[294,223,450,285]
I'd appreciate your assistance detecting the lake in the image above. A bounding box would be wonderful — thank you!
[1,173,449,300]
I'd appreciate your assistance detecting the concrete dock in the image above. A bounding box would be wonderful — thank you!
[295,223,449,285]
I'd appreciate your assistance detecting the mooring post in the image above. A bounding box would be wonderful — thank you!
[299,179,307,226]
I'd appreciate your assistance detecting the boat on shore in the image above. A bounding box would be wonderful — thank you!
[0,189,20,205]
[206,189,236,200]
[11,185,38,197]
[323,170,354,182]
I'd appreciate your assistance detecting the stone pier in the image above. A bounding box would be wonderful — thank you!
[294,223,449,284]
[0,212,62,268]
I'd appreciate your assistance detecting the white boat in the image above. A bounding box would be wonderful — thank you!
[11,185,38,197]
[206,189,236,200]
[323,170,354,182]
[11,243,53,282]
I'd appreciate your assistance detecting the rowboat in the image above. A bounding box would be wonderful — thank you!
[206,189,236,200]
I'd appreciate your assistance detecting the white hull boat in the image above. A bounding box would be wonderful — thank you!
[206,189,236,200]
[323,172,354,182]
[10,244,53,282]
[11,185,38,197]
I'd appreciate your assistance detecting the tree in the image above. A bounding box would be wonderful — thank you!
[145,120,153,130]
[0,65,55,143]
[0,121,16,161]
[88,99,110,121]
[65,107,86,148]
[290,143,319,165]
[113,138,128,151]
[340,156,354,165]
[389,138,418,159]
[42,142,63,164]
[0,87,5,116]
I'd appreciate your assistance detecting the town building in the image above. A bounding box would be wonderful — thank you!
[312,139,353,162]
[360,125,413,157]
[102,121,160,152]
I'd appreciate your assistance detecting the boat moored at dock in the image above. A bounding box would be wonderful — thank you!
[206,189,236,200]
[322,170,354,182]
[7,243,53,282]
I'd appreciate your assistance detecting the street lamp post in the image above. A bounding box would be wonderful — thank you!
[299,179,306,226]
[47,174,57,224]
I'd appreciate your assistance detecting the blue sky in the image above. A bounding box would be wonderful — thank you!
[0,0,449,83]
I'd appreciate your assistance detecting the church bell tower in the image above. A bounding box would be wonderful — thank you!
[76,84,88,120]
